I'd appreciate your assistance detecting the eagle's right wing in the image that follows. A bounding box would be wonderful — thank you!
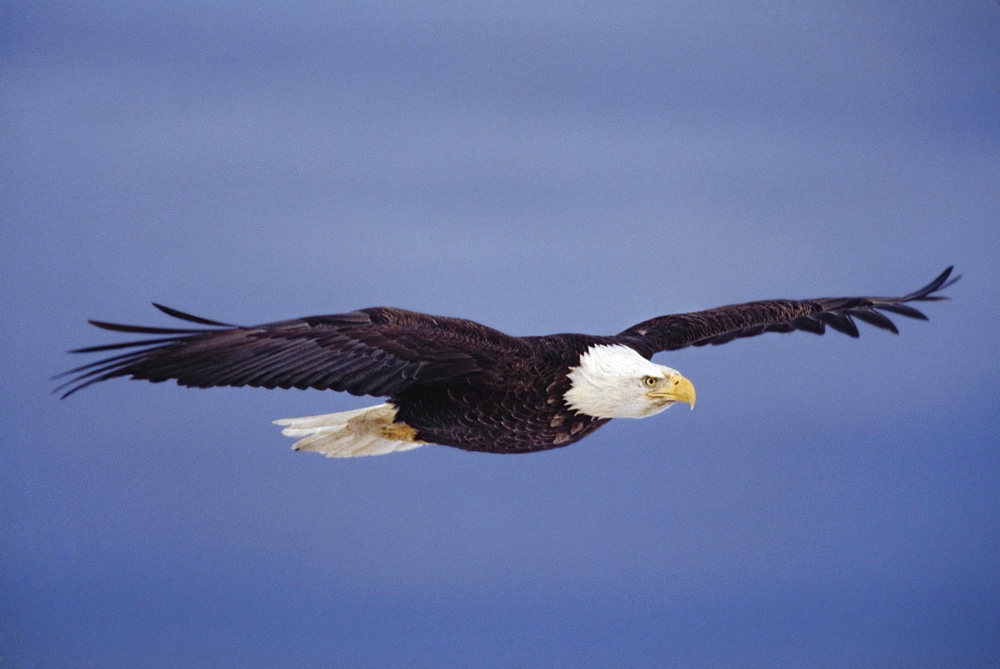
[55,305,524,398]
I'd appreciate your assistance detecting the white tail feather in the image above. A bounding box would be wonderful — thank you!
[273,403,425,458]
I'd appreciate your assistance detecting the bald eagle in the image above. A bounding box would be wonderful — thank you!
[57,267,957,456]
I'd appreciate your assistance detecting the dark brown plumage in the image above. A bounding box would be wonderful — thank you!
[56,267,957,454]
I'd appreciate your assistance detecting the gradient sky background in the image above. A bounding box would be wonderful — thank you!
[3,2,998,666]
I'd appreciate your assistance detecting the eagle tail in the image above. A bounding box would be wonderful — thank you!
[273,403,425,457]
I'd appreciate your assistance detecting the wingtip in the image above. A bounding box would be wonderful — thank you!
[899,266,960,302]
[151,303,236,327]
[929,265,953,290]
[936,265,960,286]
[934,266,959,290]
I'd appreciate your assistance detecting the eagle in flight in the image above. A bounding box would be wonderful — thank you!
[57,267,957,456]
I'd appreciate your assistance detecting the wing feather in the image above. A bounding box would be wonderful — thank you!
[617,267,958,355]
[56,306,523,398]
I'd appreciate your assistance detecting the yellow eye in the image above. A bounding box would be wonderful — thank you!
[642,376,659,388]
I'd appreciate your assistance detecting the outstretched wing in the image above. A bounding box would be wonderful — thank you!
[55,304,524,398]
[617,267,958,357]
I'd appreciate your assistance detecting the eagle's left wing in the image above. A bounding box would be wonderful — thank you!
[616,266,958,357]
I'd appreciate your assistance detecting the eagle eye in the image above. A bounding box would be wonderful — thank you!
[642,375,659,388]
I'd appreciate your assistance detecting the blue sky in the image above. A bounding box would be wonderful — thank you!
[3,2,998,665]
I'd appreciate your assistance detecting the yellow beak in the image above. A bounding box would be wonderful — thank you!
[648,374,696,409]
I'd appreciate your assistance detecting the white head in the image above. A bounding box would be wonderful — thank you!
[564,344,696,419]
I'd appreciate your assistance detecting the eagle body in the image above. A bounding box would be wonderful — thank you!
[391,334,613,453]
[57,267,957,457]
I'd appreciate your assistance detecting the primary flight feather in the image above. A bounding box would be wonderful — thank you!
[57,267,957,456]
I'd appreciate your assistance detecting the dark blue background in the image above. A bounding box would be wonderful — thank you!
[4,3,998,665]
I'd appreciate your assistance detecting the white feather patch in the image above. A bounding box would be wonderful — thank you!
[564,344,680,419]
[273,403,425,458]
